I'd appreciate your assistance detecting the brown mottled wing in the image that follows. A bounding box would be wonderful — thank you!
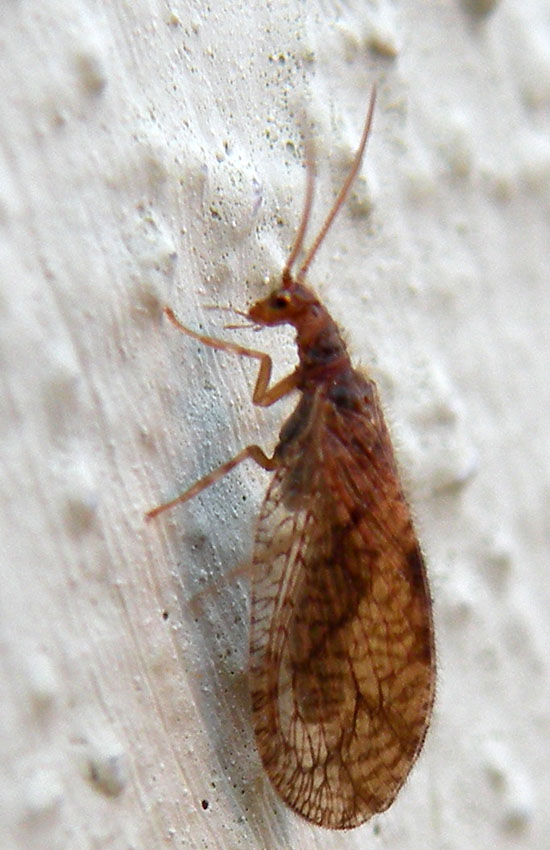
[249,382,435,829]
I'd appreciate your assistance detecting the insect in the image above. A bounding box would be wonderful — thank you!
[146,84,435,829]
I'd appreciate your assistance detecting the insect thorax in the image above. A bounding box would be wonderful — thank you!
[295,313,351,387]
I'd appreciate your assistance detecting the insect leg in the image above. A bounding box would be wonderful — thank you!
[162,306,299,407]
[145,307,301,520]
[145,444,277,520]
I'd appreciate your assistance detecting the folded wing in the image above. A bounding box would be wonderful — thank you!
[249,390,434,828]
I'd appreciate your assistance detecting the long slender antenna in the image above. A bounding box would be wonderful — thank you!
[296,84,377,282]
[281,135,316,288]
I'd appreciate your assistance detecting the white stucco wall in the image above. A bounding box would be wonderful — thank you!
[1,1,549,848]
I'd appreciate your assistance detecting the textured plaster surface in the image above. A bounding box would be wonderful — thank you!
[1,1,549,848]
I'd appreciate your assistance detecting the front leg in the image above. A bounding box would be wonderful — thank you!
[163,306,299,406]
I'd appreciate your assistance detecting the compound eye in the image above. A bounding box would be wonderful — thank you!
[272,292,291,310]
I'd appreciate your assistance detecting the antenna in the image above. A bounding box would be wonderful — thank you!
[293,84,377,284]
[281,135,316,288]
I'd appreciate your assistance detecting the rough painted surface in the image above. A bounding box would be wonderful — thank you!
[0,1,548,848]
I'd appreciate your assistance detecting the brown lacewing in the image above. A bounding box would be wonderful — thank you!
[146,85,435,829]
